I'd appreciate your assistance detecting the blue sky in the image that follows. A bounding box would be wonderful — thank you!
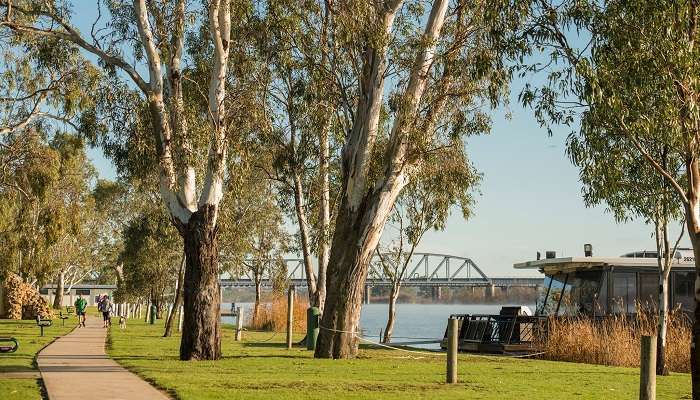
[79,5,685,278]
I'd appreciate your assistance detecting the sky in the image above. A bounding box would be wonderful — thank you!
[78,6,689,279]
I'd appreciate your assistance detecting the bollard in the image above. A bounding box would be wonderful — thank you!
[286,285,295,350]
[235,306,243,341]
[640,335,657,400]
[446,317,458,384]
[306,307,321,350]
[149,304,157,324]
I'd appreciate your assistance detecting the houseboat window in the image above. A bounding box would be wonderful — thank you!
[639,273,658,308]
[539,274,567,315]
[595,271,608,315]
[540,271,604,316]
[673,271,694,311]
[536,277,553,316]
[563,271,601,315]
[612,272,637,314]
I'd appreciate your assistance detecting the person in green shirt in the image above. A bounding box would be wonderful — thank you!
[74,294,87,327]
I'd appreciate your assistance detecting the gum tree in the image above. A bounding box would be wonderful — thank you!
[568,132,685,374]
[255,0,338,310]
[315,0,526,358]
[522,0,700,385]
[0,0,243,360]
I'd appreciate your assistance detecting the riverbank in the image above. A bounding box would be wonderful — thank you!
[109,318,690,399]
[0,318,75,399]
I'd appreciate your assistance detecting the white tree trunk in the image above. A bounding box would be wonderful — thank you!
[52,270,65,309]
[318,126,330,312]
[316,0,449,359]
[292,171,319,305]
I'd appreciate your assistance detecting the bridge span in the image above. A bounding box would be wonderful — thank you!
[220,252,542,290]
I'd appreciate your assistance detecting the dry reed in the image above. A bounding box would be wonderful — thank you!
[247,295,309,332]
[536,306,691,372]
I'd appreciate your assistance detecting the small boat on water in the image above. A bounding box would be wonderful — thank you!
[441,246,695,354]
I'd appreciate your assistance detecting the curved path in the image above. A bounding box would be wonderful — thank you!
[37,323,169,400]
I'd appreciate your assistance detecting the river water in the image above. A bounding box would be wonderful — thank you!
[222,303,536,349]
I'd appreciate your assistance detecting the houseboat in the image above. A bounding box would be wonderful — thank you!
[441,247,696,354]
[515,247,696,316]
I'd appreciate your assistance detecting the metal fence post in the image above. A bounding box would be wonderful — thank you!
[447,317,458,384]
[286,285,295,350]
[640,335,656,400]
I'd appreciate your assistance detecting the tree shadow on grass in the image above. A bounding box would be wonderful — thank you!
[240,342,296,349]
[222,354,302,360]
[0,365,35,373]
[112,355,179,362]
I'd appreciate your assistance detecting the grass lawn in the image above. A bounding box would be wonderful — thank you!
[109,317,691,399]
[0,314,75,400]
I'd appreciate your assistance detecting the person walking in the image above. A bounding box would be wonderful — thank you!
[100,295,113,328]
[74,294,87,327]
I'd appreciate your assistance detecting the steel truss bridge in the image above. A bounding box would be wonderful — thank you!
[219,253,542,290]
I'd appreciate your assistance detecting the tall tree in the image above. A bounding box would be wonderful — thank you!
[256,0,339,310]
[0,0,251,360]
[315,0,526,358]
[238,182,289,323]
[377,146,479,343]
[521,0,700,387]
[568,133,685,374]
[119,207,181,320]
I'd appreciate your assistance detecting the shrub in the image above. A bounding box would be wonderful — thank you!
[247,295,309,332]
[536,306,690,372]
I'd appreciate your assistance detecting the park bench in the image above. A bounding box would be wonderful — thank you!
[0,337,18,353]
[36,316,52,337]
[58,306,75,326]
[58,311,69,326]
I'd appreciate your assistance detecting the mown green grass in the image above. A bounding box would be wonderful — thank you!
[0,315,76,400]
[109,317,692,399]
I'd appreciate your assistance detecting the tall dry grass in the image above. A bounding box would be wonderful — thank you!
[536,306,691,372]
[247,295,309,332]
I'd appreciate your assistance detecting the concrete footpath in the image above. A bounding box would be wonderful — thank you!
[37,322,169,400]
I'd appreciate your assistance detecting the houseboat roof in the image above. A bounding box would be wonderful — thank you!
[513,256,695,274]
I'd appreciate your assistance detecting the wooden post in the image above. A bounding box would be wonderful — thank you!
[446,317,458,384]
[286,285,295,350]
[640,335,657,400]
[235,306,243,341]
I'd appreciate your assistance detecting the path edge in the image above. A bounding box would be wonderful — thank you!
[35,323,78,400]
